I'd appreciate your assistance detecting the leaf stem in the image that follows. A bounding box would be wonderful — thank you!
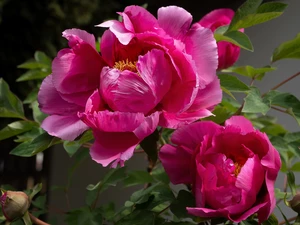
[262,71,300,97]
[158,205,170,215]
[82,143,92,148]
[29,213,50,225]
[271,106,288,114]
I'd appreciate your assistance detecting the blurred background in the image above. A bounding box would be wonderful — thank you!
[0,0,299,223]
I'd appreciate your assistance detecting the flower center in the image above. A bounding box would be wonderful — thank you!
[233,162,242,176]
[114,59,138,73]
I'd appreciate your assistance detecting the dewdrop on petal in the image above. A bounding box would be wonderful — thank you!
[0,191,30,221]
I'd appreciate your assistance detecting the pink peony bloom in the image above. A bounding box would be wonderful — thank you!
[38,29,107,140]
[198,9,243,70]
[39,5,222,167]
[159,116,281,223]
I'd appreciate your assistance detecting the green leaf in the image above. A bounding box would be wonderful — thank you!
[123,171,154,187]
[34,51,52,66]
[287,171,297,195]
[214,31,253,51]
[262,213,278,225]
[152,164,170,184]
[31,195,47,209]
[272,33,300,62]
[115,210,155,225]
[65,207,102,225]
[263,91,300,125]
[242,87,270,114]
[275,188,291,200]
[14,127,43,143]
[170,190,195,219]
[218,74,250,92]
[23,88,39,104]
[202,105,232,124]
[0,78,25,119]
[22,211,32,225]
[0,120,36,141]
[16,70,49,82]
[228,0,263,31]
[276,205,291,225]
[17,61,49,70]
[224,65,276,80]
[10,132,61,157]
[63,141,82,157]
[228,1,287,31]
[28,183,42,201]
[130,183,160,204]
[291,162,300,172]
[140,129,159,165]
[31,101,47,124]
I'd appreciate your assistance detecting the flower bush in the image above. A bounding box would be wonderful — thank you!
[1,0,300,224]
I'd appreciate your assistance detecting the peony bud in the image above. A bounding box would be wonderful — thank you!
[289,193,300,214]
[0,191,30,221]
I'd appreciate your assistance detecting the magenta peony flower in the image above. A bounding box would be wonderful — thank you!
[39,5,222,167]
[38,29,107,140]
[159,116,281,223]
[198,9,243,70]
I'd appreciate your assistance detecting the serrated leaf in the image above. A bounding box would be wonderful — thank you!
[0,120,36,141]
[219,74,250,92]
[0,78,25,119]
[242,87,270,114]
[272,33,300,62]
[123,171,154,187]
[10,132,62,157]
[214,31,253,51]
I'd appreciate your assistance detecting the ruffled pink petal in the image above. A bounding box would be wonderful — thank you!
[84,89,107,113]
[236,155,265,196]
[157,6,192,40]
[52,41,104,96]
[59,89,94,107]
[97,20,134,45]
[38,75,83,115]
[159,144,194,184]
[225,116,255,134]
[137,49,172,104]
[90,131,139,167]
[159,109,213,129]
[185,23,218,84]
[100,30,116,67]
[100,67,155,114]
[186,77,222,112]
[82,111,159,167]
[124,5,159,33]
[62,29,96,49]
[170,121,222,150]
[198,9,234,32]
[161,51,198,113]
[187,207,227,219]
[228,201,267,222]
[41,115,88,141]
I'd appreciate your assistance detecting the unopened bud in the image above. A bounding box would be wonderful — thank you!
[0,191,30,221]
[288,193,300,214]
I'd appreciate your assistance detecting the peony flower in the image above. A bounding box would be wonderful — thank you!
[0,191,30,221]
[159,116,281,223]
[38,29,107,140]
[198,9,243,70]
[39,5,222,167]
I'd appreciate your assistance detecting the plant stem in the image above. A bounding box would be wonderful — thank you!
[277,174,287,205]
[262,71,300,97]
[29,213,50,225]
[82,143,92,148]
[158,205,170,215]
[278,216,297,225]
[271,106,288,114]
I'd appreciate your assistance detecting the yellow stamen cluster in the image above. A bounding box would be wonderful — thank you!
[114,59,138,73]
[234,162,242,176]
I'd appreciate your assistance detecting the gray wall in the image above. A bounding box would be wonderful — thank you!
[48,0,300,223]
